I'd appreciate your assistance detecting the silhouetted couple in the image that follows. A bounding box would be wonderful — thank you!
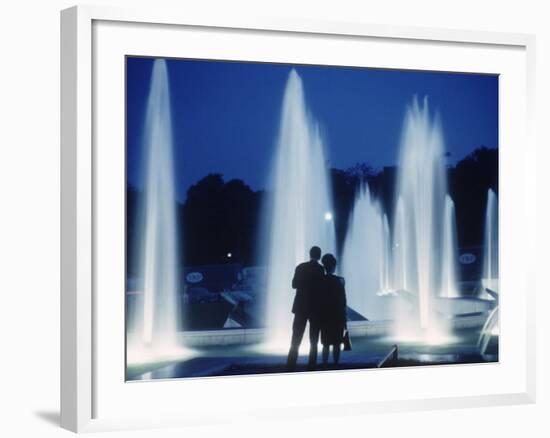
[286,246,348,371]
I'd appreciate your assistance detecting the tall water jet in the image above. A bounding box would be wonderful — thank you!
[380,214,392,293]
[128,59,182,361]
[263,70,336,347]
[392,197,408,292]
[440,195,460,298]
[394,96,449,332]
[341,184,385,319]
[482,189,499,294]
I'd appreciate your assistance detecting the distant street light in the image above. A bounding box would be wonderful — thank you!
[227,252,232,258]
[324,212,333,221]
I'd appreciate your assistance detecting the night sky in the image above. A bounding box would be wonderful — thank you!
[126,57,498,202]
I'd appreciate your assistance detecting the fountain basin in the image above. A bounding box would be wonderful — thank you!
[154,294,498,348]
[175,311,490,348]
[434,296,495,316]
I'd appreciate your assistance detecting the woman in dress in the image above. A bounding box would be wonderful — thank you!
[320,253,347,367]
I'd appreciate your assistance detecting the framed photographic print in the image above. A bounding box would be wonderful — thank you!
[61,5,536,433]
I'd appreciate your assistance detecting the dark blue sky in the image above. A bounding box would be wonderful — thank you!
[126,57,498,202]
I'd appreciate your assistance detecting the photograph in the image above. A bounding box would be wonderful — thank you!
[124,56,499,381]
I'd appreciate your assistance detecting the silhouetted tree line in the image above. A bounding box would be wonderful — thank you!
[449,147,498,247]
[182,174,263,266]
[331,147,498,250]
[126,174,262,276]
[126,147,497,275]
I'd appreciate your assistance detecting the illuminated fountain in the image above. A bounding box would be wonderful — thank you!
[478,189,499,355]
[441,195,460,298]
[392,197,408,292]
[127,59,186,364]
[341,184,388,319]
[392,96,457,338]
[482,189,499,294]
[263,69,336,349]
[335,97,467,344]
[381,214,392,293]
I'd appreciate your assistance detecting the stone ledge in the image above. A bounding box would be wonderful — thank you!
[177,314,488,347]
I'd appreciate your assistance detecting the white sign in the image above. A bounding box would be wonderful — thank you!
[459,253,476,264]
[186,272,204,283]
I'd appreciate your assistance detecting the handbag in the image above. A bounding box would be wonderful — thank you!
[342,328,352,351]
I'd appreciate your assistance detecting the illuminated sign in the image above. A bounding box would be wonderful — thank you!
[186,272,204,283]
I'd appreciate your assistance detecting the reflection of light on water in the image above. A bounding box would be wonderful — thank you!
[383,332,460,347]
[127,342,195,366]
[258,337,295,356]
[256,342,291,356]
[256,332,313,356]
[402,353,458,363]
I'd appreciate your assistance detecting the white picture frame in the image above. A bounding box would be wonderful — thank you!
[60,4,536,433]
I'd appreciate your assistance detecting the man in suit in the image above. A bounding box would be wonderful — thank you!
[286,246,325,371]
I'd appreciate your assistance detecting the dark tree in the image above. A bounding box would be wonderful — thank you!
[366,166,397,220]
[126,147,497,277]
[329,168,359,253]
[345,162,376,183]
[182,174,261,266]
[126,185,143,278]
[449,147,498,248]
